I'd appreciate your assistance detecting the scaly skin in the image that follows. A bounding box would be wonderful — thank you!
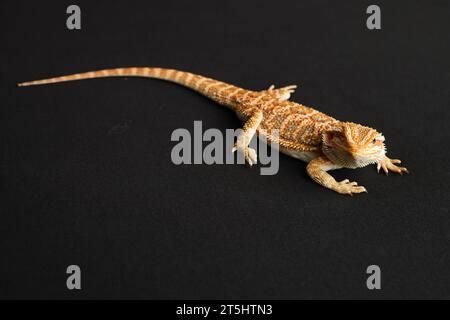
[18,67,409,195]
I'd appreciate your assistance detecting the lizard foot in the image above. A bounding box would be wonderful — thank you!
[377,157,409,175]
[335,179,367,196]
[232,145,257,166]
[266,84,297,101]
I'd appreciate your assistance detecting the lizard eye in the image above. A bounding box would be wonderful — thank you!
[372,138,377,144]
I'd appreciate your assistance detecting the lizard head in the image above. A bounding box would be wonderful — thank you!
[321,122,386,168]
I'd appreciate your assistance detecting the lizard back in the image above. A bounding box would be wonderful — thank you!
[235,93,340,152]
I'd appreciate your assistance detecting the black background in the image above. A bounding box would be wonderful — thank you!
[1,0,449,299]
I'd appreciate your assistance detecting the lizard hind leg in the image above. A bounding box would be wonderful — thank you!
[232,110,264,166]
[265,84,297,101]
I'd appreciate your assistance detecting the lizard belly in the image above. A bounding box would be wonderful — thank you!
[279,146,319,162]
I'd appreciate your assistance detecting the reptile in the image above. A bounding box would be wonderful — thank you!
[18,67,408,195]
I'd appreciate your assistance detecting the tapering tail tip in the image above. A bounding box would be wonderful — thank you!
[17,81,32,87]
[17,80,47,87]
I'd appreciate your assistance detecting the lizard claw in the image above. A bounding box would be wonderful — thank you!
[264,84,298,101]
[377,156,409,175]
[246,148,258,166]
[281,85,298,93]
[233,144,257,166]
[336,179,367,195]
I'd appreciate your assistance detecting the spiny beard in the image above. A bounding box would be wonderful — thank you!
[323,144,386,168]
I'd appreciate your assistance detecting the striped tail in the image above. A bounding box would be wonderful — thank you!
[17,67,249,107]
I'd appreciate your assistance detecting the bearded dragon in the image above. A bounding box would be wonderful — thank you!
[18,67,408,195]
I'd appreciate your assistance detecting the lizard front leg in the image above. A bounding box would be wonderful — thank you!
[306,156,368,195]
[232,110,263,166]
[377,155,409,175]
